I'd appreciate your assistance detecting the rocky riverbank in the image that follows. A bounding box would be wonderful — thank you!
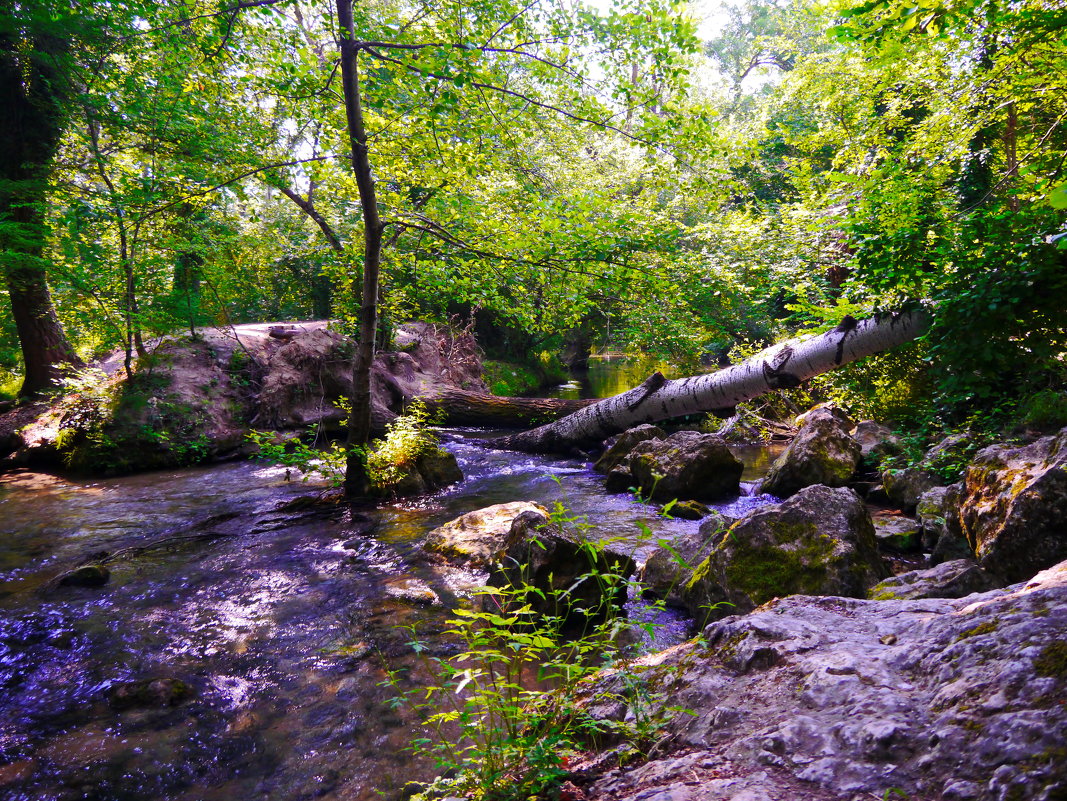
[0,321,485,476]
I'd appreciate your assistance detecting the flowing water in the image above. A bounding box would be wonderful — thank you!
[0,389,780,800]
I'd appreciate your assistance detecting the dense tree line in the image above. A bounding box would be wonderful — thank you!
[2,0,1065,461]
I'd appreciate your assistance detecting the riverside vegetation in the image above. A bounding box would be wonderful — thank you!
[2,0,1067,798]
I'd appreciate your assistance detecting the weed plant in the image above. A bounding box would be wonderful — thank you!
[385,500,689,801]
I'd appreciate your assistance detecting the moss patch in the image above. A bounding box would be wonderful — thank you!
[955,620,998,642]
[722,520,836,606]
[1034,641,1067,679]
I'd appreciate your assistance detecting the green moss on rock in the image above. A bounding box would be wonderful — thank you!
[1034,641,1067,679]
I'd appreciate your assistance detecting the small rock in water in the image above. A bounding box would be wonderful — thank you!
[107,678,193,711]
[665,499,709,520]
[57,564,110,588]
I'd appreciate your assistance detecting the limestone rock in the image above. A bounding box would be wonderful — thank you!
[423,501,548,568]
[796,403,854,430]
[871,514,922,552]
[959,427,1067,583]
[627,431,743,503]
[914,483,975,565]
[585,559,1067,801]
[850,420,902,469]
[640,513,732,609]
[882,466,942,510]
[491,510,636,631]
[761,408,861,498]
[684,486,888,628]
[867,559,997,600]
[594,424,666,474]
[923,432,978,481]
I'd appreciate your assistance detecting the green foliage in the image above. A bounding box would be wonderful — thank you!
[483,360,542,397]
[1020,390,1067,432]
[388,504,685,800]
[246,431,348,487]
[248,400,442,490]
[812,342,933,428]
[366,400,443,489]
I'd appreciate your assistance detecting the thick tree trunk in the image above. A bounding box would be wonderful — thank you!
[335,0,385,497]
[421,388,595,427]
[495,310,928,453]
[1,26,82,396]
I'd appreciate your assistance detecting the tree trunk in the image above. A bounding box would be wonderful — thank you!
[421,388,595,427]
[335,0,385,497]
[1,26,82,396]
[495,310,928,453]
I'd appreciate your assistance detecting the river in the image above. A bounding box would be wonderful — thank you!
[0,364,779,801]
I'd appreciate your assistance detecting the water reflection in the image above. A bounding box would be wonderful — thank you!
[0,426,781,800]
[546,354,677,399]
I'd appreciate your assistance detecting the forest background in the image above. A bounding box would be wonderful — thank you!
[2,0,1066,442]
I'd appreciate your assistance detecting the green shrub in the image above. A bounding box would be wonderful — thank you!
[248,399,443,490]
[1020,390,1067,432]
[387,503,687,800]
[483,360,541,396]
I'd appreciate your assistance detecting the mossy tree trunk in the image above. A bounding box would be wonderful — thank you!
[1,23,83,396]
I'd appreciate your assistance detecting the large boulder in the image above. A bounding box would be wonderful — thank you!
[882,466,942,510]
[915,483,975,564]
[684,485,888,627]
[491,509,636,631]
[640,513,732,608]
[761,407,861,498]
[626,431,743,503]
[959,428,1067,583]
[850,420,902,470]
[594,424,666,474]
[586,559,1067,801]
[867,559,997,600]
[423,501,548,568]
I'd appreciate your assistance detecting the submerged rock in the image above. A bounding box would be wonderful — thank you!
[627,431,743,503]
[663,499,709,520]
[586,559,1067,801]
[959,427,1067,583]
[761,406,861,498]
[868,559,997,600]
[107,678,192,711]
[684,486,887,628]
[423,501,548,569]
[57,564,110,588]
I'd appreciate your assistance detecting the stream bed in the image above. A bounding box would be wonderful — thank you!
[0,430,779,801]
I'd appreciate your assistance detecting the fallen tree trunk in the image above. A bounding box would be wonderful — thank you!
[495,310,929,454]
[421,387,596,427]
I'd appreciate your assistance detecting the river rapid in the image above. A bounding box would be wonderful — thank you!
[0,375,780,800]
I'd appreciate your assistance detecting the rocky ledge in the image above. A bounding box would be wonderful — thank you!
[585,559,1067,801]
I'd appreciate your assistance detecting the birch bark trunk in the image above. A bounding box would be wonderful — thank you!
[495,310,928,454]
